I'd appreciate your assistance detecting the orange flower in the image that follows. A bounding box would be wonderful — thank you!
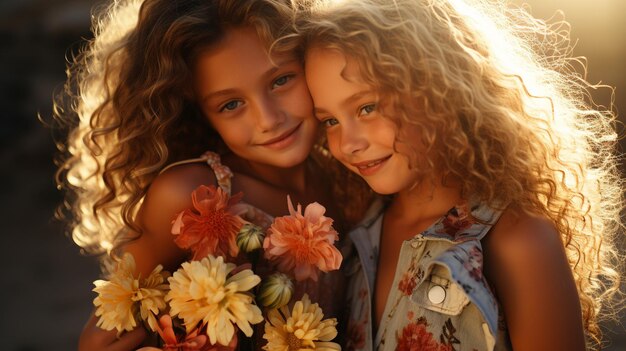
[137,314,238,351]
[155,314,207,351]
[172,185,246,260]
[263,196,342,281]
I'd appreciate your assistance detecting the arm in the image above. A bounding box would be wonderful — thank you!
[79,312,147,351]
[124,163,218,274]
[482,210,586,351]
[78,163,217,351]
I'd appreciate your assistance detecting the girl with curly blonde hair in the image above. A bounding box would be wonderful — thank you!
[54,0,370,349]
[294,0,624,350]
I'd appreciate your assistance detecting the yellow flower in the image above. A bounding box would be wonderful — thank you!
[258,273,294,309]
[263,294,340,351]
[166,255,263,346]
[93,253,169,334]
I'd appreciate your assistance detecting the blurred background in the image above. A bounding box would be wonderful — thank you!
[0,0,624,350]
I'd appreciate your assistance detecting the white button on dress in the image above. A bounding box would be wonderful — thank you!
[428,284,447,304]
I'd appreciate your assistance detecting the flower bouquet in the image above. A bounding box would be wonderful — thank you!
[91,185,343,351]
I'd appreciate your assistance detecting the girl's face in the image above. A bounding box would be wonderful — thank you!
[194,27,317,169]
[305,48,419,195]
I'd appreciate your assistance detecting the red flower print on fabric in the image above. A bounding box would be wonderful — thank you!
[346,319,367,351]
[397,321,452,351]
[438,204,474,237]
[398,271,417,296]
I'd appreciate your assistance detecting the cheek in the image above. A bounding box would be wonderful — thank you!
[395,123,426,167]
[211,120,250,148]
[325,129,343,160]
[372,118,399,148]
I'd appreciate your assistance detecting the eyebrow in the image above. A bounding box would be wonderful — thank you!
[314,90,372,114]
[202,89,238,102]
[201,58,299,103]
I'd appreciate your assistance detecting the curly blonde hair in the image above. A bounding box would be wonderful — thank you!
[55,0,370,260]
[292,0,623,347]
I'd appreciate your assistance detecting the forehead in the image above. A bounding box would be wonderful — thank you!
[305,47,362,82]
[193,27,296,92]
[305,47,373,107]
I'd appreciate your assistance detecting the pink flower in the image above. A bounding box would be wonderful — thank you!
[263,196,342,281]
[171,185,246,260]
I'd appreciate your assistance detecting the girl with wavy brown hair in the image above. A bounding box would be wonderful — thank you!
[55,0,370,349]
[294,0,624,350]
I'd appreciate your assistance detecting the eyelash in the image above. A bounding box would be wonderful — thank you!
[217,74,296,113]
[272,74,296,89]
[319,103,377,128]
[321,118,339,128]
[219,100,243,112]
[359,103,376,116]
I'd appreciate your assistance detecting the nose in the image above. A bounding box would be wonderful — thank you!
[339,120,368,156]
[254,93,285,132]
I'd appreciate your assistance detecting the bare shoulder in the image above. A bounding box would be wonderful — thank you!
[140,163,217,224]
[483,209,563,262]
[139,162,218,230]
[482,208,585,350]
[147,162,218,203]
[124,163,217,274]
[482,208,571,296]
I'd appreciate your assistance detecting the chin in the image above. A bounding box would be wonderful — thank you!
[267,149,310,168]
[365,180,401,195]
[371,188,398,196]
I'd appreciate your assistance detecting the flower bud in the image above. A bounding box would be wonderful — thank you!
[258,273,294,309]
[236,223,265,253]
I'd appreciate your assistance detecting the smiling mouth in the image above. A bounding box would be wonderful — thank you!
[351,155,392,176]
[352,155,391,169]
[257,122,302,148]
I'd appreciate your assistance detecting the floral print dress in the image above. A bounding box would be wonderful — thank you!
[342,200,512,351]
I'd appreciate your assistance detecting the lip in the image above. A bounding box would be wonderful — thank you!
[257,122,302,150]
[350,155,392,176]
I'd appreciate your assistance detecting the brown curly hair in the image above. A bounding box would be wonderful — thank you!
[54,0,372,261]
[291,0,624,347]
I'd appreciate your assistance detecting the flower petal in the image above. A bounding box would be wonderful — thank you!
[171,211,185,235]
[303,202,326,223]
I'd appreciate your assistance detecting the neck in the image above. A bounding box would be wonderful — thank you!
[388,176,463,225]
[245,158,310,196]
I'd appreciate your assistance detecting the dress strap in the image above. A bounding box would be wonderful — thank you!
[200,151,233,195]
[419,201,504,242]
[160,151,233,195]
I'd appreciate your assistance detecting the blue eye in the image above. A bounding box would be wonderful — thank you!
[322,118,339,128]
[220,100,243,112]
[359,103,376,116]
[272,74,294,89]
